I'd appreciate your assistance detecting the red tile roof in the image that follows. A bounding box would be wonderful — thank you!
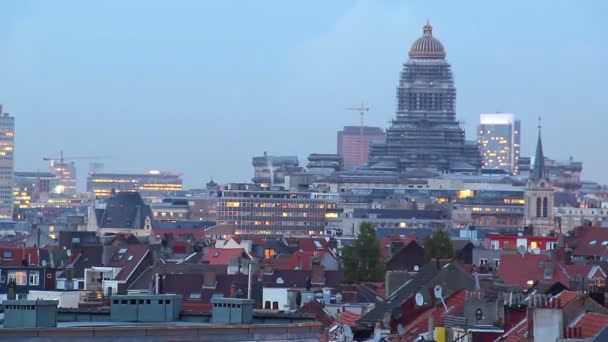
[501,318,529,342]
[570,227,608,257]
[555,290,583,307]
[152,228,206,242]
[337,310,362,326]
[106,244,150,281]
[498,254,570,288]
[573,312,608,338]
[285,237,329,252]
[272,251,335,270]
[0,247,40,266]
[203,248,250,265]
[401,290,467,341]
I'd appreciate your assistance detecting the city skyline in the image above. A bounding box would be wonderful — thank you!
[1,1,607,188]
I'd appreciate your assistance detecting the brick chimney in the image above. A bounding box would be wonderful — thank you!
[203,270,216,289]
[311,257,325,285]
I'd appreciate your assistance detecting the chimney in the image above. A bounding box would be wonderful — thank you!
[532,295,563,342]
[230,283,237,298]
[203,271,217,289]
[311,257,325,285]
[102,245,115,266]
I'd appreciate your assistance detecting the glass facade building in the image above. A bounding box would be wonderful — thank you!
[0,106,14,219]
[478,113,521,174]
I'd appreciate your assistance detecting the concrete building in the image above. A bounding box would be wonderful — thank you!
[251,152,302,186]
[13,171,58,210]
[87,171,183,200]
[306,153,342,175]
[0,106,14,219]
[49,160,77,195]
[337,126,385,169]
[369,22,481,173]
[216,184,338,235]
[555,206,608,232]
[478,113,521,174]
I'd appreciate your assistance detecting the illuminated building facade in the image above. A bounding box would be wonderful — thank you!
[478,113,521,174]
[217,185,339,235]
[337,126,385,169]
[369,22,481,173]
[0,106,14,219]
[49,161,77,195]
[13,171,58,210]
[87,171,183,200]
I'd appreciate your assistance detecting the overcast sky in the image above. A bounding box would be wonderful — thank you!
[1,0,606,189]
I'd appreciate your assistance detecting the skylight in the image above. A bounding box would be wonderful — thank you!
[213,252,220,257]
[590,240,597,245]
[127,255,134,261]
[313,240,323,249]
[602,241,608,246]
[118,248,128,254]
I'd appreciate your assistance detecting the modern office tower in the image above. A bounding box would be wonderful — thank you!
[217,184,339,236]
[337,126,385,169]
[478,113,521,174]
[49,160,77,195]
[251,152,302,186]
[87,171,183,200]
[369,22,481,173]
[0,105,14,219]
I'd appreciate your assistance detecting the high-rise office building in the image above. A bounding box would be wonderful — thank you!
[369,22,481,173]
[478,113,521,174]
[251,153,302,186]
[49,160,77,195]
[337,126,385,169]
[0,105,14,219]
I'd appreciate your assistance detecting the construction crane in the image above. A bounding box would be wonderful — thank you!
[42,150,108,187]
[347,102,370,166]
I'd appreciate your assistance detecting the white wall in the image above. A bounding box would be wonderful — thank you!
[27,290,82,308]
[263,288,289,310]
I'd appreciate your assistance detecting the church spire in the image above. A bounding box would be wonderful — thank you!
[530,116,545,182]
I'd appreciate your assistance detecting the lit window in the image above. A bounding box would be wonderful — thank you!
[530,241,538,249]
[324,212,339,219]
[8,271,27,285]
[526,280,534,286]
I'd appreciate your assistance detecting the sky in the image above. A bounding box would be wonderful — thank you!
[0,0,607,189]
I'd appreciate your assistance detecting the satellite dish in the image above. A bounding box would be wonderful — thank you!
[533,247,541,255]
[41,260,47,267]
[517,245,526,255]
[414,265,420,272]
[397,323,405,336]
[66,249,72,257]
[434,285,443,299]
[527,247,533,253]
[415,292,424,306]
[343,325,353,339]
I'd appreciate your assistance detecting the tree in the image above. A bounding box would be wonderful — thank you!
[342,221,385,283]
[424,228,454,262]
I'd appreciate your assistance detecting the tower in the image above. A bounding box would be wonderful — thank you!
[478,113,521,174]
[524,120,554,236]
[369,21,481,173]
[0,105,14,219]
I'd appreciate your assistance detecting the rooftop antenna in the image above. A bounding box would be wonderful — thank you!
[347,102,370,166]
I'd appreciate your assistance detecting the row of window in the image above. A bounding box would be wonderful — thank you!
[0,271,40,286]
[112,299,172,305]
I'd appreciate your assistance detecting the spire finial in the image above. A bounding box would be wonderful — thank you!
[423,19,433,35]
[538,116,542,131]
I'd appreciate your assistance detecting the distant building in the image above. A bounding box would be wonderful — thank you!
[49,161,77,195]
[87,171,183,200]
[13,172,58,210]
[337,126,385,169]
[368,22,481,173]
[478,113,521,174]
[306,153,342,175]
[0,106,14,219]
[545,157,583,191]
[217,184,339,235]
[251,152,302,186]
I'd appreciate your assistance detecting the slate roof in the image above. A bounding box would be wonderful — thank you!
[106,243,150,281]
[98,192,153,229]
[358,262,475,327]
[65,245,103,278]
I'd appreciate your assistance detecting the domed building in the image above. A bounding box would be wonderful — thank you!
[369,21,481,174]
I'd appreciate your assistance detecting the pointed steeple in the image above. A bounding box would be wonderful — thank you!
[530,117,545,182]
